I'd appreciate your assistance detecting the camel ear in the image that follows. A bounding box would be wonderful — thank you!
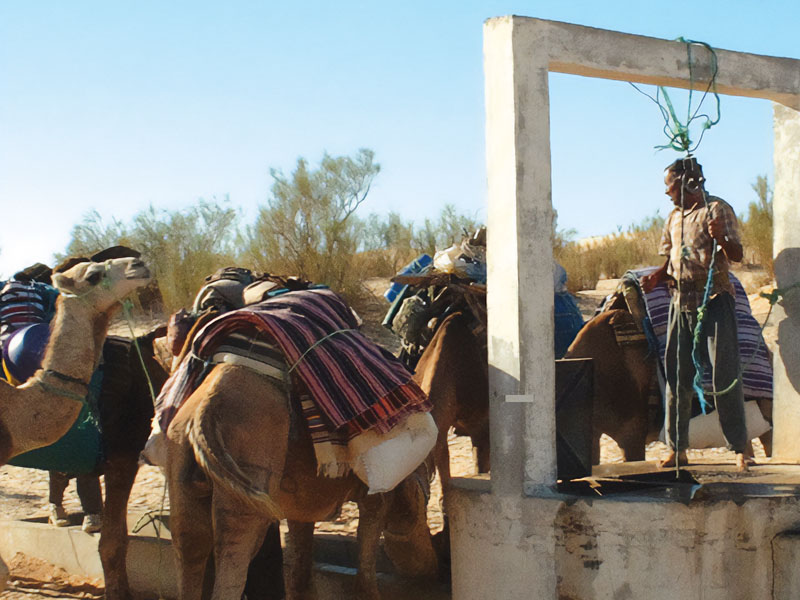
[53,257,90,273]
[51,272,74,290]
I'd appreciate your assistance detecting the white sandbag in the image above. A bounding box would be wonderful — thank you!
[349,412,438,494]
[688,401,771,449]
[141,423,167,469]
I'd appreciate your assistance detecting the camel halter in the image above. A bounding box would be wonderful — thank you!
[35,369,91,404]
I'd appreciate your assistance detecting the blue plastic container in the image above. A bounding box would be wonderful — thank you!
[384,254,433,303]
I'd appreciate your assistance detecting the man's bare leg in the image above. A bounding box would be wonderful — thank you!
[736,452,755,472]
[658,449,688,469]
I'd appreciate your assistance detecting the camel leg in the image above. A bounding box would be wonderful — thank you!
[759,430,773,457]
[434,434,452,514]
[285,520,315,600]
[617,421,647,462]
[355,494,387,600]
[99,456,138,600]
[244,523,286,600]
[209,496,271,600]
[168,448,214,600]
[757,398,773,457]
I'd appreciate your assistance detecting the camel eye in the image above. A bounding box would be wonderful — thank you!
[87,271,103,286]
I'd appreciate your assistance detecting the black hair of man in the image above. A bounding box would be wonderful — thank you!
[665,156,704,179]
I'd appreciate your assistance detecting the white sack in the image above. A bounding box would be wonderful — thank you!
[679,400,771,449]
[349,412,438,494]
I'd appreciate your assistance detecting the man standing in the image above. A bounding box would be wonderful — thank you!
[641,156,752,471]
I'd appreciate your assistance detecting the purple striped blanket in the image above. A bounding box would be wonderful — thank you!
[626,268,772,399]
[156,288,431,436]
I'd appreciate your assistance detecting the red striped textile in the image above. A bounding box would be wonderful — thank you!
[157,288,430,436]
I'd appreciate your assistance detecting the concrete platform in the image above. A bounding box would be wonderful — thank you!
[449,463,800,600]
[0,511,450,599]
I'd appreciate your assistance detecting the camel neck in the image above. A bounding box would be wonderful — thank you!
[41,295,107,383]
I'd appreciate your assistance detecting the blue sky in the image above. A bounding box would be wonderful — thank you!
[1,1,797,278]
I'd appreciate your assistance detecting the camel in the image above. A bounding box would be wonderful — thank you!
[376,311,489,581]
[0,252,151,594]
[163,284,443,600]
[90,330,169,600]
[0,254,151,463]
[14,328,170,600]
[563,308,655,463]
[165,361,404,600]
[564,307,774,463]
[410,312,489,503]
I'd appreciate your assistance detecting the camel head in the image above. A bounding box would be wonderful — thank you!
[52,247,151,315]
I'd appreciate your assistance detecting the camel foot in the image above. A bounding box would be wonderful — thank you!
[81,513,102,534]
[736,453,755,473]
[47,504,69,527]
[657,450,688,469]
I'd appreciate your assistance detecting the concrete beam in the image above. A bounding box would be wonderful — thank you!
[522,18,800,110]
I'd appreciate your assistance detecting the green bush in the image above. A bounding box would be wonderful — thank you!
[63,199,241,312]
[739,174,773,277]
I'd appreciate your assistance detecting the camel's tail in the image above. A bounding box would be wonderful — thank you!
[187,394,283,520]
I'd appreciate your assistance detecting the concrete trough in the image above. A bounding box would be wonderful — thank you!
[0,511,450,599]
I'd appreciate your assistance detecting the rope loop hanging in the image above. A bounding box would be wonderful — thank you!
[630,37,721,154]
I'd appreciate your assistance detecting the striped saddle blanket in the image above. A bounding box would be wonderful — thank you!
[618,268,772,399]
[156,288,431,475]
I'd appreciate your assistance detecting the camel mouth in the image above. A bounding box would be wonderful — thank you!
[125,260,151,281]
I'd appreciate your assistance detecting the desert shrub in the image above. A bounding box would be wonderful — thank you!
[410,204,482,258]
[242,149,380,306]
[63,198,241,312]
[739,174,773,277]
[554,213,665,293]
[359,212,417,276]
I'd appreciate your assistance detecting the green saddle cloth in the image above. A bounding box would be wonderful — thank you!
[8,369,104,473]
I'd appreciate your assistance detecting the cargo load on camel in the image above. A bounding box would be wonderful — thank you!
[153,285,436,494]
[382,226,584,370]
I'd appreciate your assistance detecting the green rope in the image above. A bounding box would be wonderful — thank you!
[121,299,157,403]
[630,37,721,153]
[760,282,800,306]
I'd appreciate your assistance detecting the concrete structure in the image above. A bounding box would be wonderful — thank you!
[0,514,449,599]
[449,16,800,600]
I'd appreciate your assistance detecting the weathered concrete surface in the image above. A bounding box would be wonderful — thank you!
[0,516,449,600]
[484,14,556,498]
[772,104,800,460]
[449,476,800,600]
[772,531,800,599]
[0,517,179,598]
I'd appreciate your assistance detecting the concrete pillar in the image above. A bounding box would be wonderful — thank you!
[484,17,557,494]
[771,103,800,461]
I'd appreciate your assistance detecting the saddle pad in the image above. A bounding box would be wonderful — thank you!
[156,288,431,472]
[8,369,104,473]
[625,268,772,399]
